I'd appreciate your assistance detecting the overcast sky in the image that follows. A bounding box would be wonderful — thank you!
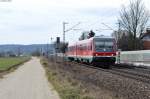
[0,0,149,44]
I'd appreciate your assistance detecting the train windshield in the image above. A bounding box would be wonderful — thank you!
[94,38,114,52]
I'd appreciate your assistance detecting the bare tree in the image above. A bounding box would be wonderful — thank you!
[118,0,149,50]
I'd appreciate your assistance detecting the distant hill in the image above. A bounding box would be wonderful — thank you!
[0,44,54,55]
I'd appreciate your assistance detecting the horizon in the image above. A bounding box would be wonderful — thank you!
[0,43,53,45]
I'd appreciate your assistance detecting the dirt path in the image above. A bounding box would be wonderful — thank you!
[0,57,60,99]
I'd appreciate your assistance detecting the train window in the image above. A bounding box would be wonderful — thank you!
[69,46,74,51]
[85,46,87,50]
[73,46,74,50]
[87,43,92,51]
[88,44,92,50]
[94,38,114,52]
[87,44,89,51]
[105,42,113,46]
[79,45,82,50]
[83,45,86,50]
[95,42,105,47]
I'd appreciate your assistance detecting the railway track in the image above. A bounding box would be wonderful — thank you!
[108,68,150,84]
[67,61,150,84]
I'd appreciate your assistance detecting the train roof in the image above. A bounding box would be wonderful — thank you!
[94,36,115,39]
[68,36,115,46]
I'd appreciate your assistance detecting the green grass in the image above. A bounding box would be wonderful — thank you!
[0,57,30,71]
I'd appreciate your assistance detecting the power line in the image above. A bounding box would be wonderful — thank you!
[101,22,115,31]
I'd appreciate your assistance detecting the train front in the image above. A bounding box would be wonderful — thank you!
[92,37,116,65]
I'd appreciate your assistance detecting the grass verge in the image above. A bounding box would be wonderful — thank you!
[41,58,93,99]
[0,56,31,77]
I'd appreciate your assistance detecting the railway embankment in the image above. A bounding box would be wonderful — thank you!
[41,56,150,99]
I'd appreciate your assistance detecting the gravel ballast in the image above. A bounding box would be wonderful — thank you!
[46,57,150,99]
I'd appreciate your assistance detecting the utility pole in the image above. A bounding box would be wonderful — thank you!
[63,22,81,43]
[117,22,121,39]
[63,22,68,44]
[62,22,81,63]
[116,22,121,50]
[62,22,67,63]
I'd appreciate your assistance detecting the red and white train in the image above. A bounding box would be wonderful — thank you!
[66,36,117,68]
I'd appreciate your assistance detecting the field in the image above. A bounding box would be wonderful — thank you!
[0,57,30,71]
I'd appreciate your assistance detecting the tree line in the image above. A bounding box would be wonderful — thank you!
[114,0,149,51]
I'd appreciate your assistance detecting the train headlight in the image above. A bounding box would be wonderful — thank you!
[95,54,98,56]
